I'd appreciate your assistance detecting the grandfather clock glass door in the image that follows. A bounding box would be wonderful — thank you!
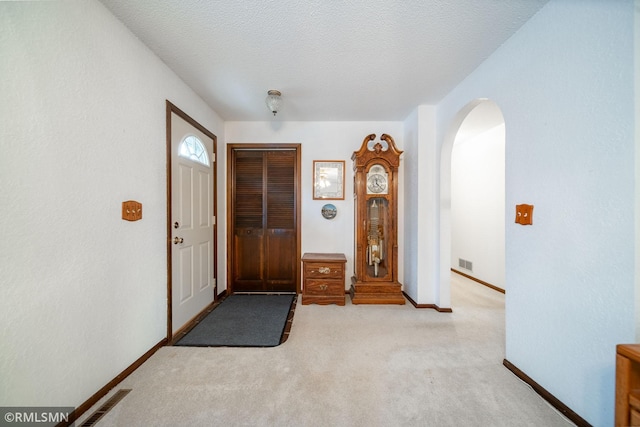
[231,148,299,293]
[365,197,390,280]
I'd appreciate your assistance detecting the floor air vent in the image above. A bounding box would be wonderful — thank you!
[80,389,131,427]
[458,258,473,272]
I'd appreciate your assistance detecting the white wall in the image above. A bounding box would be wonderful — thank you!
[2,2,635,425]
[402,107,444,306]
[403,111,420,300]
[451,124,505,289]
[436,1,635,425]
[224,122,404,289]
[0,1,224,408]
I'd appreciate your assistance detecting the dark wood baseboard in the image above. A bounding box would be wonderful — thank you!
[451,268,505,294]
[502,359,591,427]
[403,291,453,312]
[60,338,166,427]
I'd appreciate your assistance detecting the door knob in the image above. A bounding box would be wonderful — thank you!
[173,237,184,244]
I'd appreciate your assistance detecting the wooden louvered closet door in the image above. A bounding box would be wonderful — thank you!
[230,147,299,293]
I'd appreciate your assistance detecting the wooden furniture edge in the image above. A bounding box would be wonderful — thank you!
[616,352,631,427]
[615,343,640,426]
[61,338,167,427]
[451,268,505,294]
[503,359,591,427]
[617,343,640,360]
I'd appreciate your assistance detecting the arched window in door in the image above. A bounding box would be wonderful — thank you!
[179,135,210,166]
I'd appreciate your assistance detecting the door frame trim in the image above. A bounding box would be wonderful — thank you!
[226,143,302,295]
[165,100,218,341]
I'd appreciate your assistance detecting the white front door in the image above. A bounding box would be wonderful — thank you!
[170,111,215,334]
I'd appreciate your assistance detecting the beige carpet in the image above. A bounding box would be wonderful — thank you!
[77,273,574,426]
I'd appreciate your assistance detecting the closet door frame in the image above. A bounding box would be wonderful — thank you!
[226,143,301,294]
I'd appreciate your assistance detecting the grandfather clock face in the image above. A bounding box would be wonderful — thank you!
[366,164,388,195]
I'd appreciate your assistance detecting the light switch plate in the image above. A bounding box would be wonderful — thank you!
[515,204,533,225]
[122,200,142,221]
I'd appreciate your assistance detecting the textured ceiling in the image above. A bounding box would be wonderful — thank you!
[99,0,548,121]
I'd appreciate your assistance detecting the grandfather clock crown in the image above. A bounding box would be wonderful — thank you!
[352,133,403,169]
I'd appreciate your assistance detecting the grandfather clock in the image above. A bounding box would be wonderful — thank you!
[350,133,405,304]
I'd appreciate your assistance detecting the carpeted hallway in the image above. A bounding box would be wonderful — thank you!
[77,273,574,426]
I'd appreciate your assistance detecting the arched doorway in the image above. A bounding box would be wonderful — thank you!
[440,99,505,301]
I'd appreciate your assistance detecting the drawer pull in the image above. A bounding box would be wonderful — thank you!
[319,284,328,291]
[318,267,331,274]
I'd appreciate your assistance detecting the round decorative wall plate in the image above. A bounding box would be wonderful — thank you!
[321,204,337,219]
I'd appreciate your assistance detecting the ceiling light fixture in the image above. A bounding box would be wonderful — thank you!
[265,90,282,116]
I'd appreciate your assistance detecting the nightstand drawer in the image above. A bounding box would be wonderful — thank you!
[304,279,343,296]
[304,262,344,279]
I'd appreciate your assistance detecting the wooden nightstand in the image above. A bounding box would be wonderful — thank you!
[301,253,346,305]
[616,344,640,426]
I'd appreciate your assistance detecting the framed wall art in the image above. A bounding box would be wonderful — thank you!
[313,160,345,200]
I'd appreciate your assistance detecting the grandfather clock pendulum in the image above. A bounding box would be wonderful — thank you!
[350,133,405,304]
